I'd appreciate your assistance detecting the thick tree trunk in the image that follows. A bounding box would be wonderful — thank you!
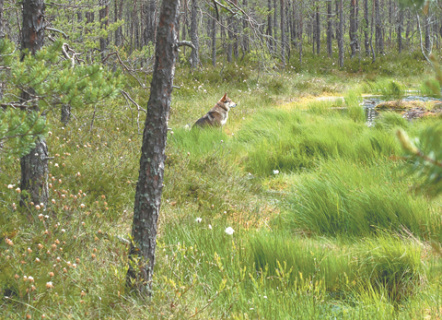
[337,0,344,67]
[189,0,199,68]
[127,0,179,296]
[20,0,48,207]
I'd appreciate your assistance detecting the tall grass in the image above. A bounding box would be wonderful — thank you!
[235,106,400,176]
[285,159,439,239]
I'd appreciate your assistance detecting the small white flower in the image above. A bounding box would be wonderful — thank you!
[225,227,235,235]
[7,184,13,189]
[208,224,212,230]
[273,170,279,175]
[263,295,267,299]
[195,217,202,223]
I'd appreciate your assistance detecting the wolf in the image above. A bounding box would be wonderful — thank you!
[193,93,237,128]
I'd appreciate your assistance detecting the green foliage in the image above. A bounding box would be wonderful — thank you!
[397,124,442,197]
[0,109,46,159]
[0,38,122,158]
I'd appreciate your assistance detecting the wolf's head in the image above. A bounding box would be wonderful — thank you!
[220,93,237,110]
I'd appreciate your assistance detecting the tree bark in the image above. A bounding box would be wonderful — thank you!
[280,0,286,66]
[126,0,179,296]
[114,0,124,46]
[20,0,48,207]
[326,0,333,57]
[211,10,216,66]
[99,0,109,60]
[337,0,344,67]
[315,0,320,55]
[397,7,403,53]
[349,0,359,58]
[267,0,273,53]
[425,14,431,53]
[375,0,383,54]
[189,0,199,68]
[363,0,369,55]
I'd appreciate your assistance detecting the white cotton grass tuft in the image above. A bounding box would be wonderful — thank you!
[273,169,279,175]
[225,227,235,235]
[195,217,202,223]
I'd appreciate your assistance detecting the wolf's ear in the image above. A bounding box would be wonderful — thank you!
[222,93,227,101]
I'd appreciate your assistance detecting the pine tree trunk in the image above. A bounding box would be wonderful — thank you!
[315,1,320,55]
[375,0,383,53]
[327,0,333,57]
[99,0,109,60]
[242,0,249,52]
[280,0,286,66]
[337,0,344,67]
[363,0,369,55]
[114,0,123,46]
[398,7,403,53]
[127,0,179,297]
[190,0,199,68]
[267,0,273,53]
[350,0,358,57]
[211,12,216,66]
[20,0,48,207]
[425,14,431,53]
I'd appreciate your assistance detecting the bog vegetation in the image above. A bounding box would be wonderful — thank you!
[1,0,442,319]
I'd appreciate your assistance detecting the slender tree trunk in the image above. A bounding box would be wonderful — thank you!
[280,0,286,66]
[267,0,273,53]
[242,0,249,52]
[327,0,333,57]
[398,7,403,53]
[299,0,303,65]
[211,12,216,66]
[114,0,123,46]
[227,16,233,62]
[20,0,48,207]
[232,0,239,59]
[189,0,199,68]
[99,0,109,60]
[315,0,320,55]
[0,0,4,98]
[337,0,344,67]
[425,14,431,53]
[363,0,369,55]
[127,0,179,297]
[350,0,358,57]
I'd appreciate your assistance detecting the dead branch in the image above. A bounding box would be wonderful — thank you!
[177,41,196,50]
[45,27,69,39]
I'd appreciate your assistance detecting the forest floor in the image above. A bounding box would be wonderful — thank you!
[1,57,441,319]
